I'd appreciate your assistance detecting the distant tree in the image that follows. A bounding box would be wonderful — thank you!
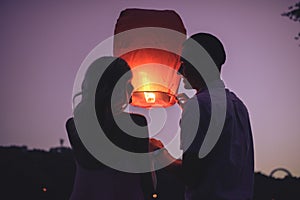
[59,138,64,147]
[282,1,300,41]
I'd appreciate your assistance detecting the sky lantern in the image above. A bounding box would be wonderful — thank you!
[114,9,186,108]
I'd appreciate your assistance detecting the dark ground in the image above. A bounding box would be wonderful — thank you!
[0,146,299,200]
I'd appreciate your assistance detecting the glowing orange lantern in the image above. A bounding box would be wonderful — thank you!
[114,9,186,108]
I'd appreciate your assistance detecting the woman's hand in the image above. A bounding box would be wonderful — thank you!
[149,138,164,152]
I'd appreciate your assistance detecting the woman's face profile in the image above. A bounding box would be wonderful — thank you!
[111,71,133,113]
[125,75,134,104]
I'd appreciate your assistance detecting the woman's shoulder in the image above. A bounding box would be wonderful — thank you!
[65,117,105,170]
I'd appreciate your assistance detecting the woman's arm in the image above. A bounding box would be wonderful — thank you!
[150,139,184,182]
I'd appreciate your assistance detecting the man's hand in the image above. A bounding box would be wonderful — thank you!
[176,93,189,108]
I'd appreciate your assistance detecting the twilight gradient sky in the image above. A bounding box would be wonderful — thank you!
[1,0,299,177]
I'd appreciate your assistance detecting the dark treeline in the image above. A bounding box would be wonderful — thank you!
[0,146,299,200]
[0,146,75,200]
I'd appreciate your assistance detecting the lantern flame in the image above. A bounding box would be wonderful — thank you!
[144,92,156,103]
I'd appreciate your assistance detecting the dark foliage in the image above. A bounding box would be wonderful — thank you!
[0,146,299,200]
[0,146,75,200]
[282,1,300,41]
[282,2,300,22]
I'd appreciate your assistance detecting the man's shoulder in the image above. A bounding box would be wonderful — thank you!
[226,89,249,112]
[194,89,211,105]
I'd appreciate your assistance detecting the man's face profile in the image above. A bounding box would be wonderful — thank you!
[179,61,194,90]
[179,53,200,90]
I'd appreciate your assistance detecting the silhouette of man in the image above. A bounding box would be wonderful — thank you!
[151,33,254,200]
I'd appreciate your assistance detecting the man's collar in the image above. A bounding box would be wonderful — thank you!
[197,79,225,94]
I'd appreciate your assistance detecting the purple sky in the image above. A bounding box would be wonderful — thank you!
[1,0,299,177]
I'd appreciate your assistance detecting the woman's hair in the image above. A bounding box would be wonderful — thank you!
[69,56,132,169]
[74,56,131,118]
[95,57,131,117]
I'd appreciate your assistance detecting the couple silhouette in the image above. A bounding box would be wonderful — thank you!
[66,8,254,200]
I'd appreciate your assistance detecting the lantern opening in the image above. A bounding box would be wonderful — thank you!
[130,83,178,108]
[131,91,177,108]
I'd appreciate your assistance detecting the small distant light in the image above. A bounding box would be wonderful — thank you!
[42,187,47,192]
[152,193,158,199]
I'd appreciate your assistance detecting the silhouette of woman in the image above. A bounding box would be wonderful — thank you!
[66,57,153,200]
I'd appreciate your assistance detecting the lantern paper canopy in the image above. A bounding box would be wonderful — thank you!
[114,9,186,108]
